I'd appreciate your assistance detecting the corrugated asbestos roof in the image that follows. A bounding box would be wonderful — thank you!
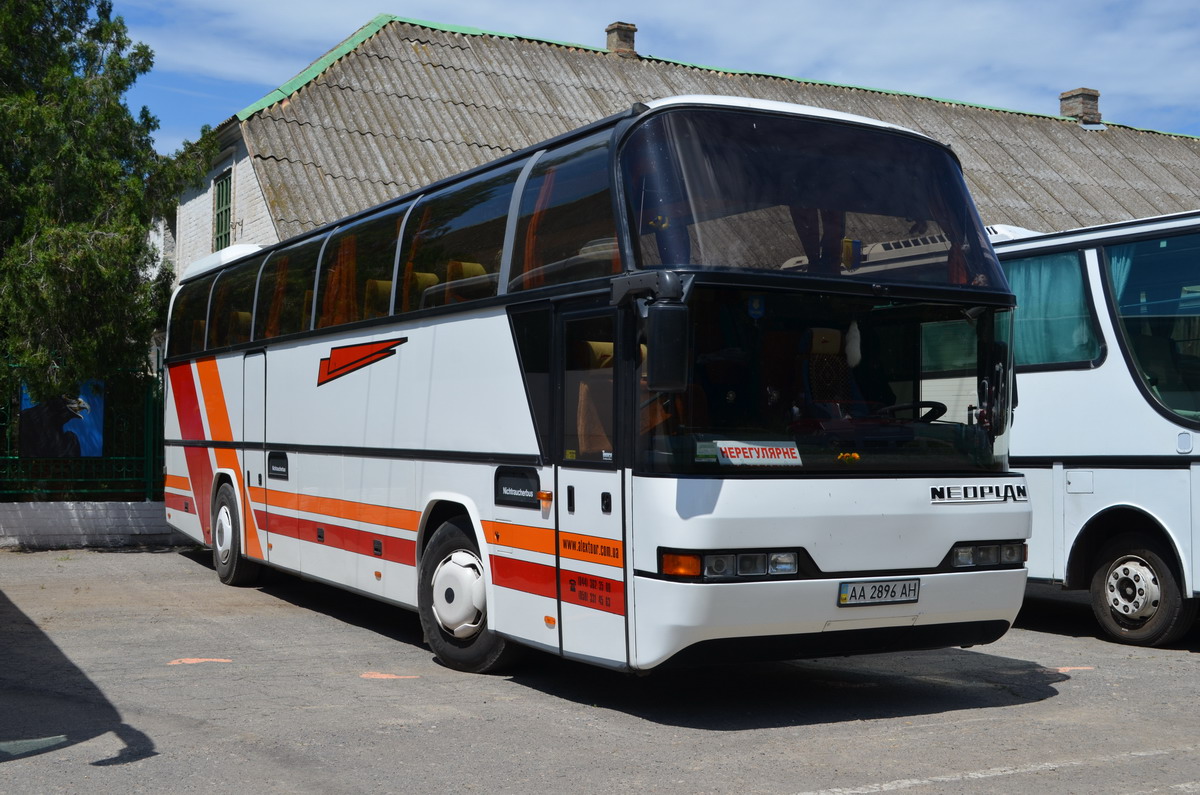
[238,14,1200,240]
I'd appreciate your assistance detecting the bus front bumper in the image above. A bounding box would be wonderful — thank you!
[630,568,1026,670]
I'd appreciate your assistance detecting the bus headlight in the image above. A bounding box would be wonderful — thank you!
[662,549,804,581]
[951,542,1026,568]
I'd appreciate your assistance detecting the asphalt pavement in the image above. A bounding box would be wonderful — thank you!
[2,549,1199,794]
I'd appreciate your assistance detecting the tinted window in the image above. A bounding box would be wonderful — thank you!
[167,274,215,357]
[511,133,617,291]
[254,237,324,339]
[316,205,409,328]
[207,255,265,348]
[397,161,524,312]
[620,108,1006,292]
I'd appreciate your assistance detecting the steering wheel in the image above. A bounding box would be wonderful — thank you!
[876,401,947,423]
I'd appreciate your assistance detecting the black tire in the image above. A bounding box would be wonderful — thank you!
[212,483,260,586]
[418,517,517,673]
[1089,534,1196,647]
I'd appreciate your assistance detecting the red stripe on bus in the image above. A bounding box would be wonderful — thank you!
[164,492,191,513]
[261,513,416,566]
[167,362,214,540]
[559,570,626,616]
[491,556,557,599]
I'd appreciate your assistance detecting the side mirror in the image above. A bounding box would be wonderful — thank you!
[646,302,690,393]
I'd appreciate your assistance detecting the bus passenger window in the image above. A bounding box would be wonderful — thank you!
[207,255,265,348]
[397,161,524,311]
[167,274,216,357]
[316,204,408,328]
[255,237,324,339]
[511,131,617,291]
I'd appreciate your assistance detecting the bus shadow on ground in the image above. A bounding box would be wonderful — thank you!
[0,589,156,766]
[508,648,1069,730]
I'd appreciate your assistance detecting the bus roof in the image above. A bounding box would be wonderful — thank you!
[993,208,1200,255]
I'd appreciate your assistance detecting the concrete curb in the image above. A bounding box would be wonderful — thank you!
[0,502,192,550]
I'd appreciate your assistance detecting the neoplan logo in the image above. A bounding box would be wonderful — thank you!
[930,484,1028,504]
[317,338,408,385]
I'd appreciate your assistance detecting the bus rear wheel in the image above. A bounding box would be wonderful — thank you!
[1089,534,1196,647]
[418,517,516,673]
[212,483,260,586]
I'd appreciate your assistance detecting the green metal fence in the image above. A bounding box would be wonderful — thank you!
[0,369,163,502]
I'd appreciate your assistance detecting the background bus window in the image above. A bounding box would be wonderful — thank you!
[563,315,616,463]
[167,274,216,357]
[511,132,617,291]
[1000,251,1101,368]
[397,160,524,312]
[254,237,325,339]
[206,255,266,348]
[1107,232,1200,417]
[315,204,409,328]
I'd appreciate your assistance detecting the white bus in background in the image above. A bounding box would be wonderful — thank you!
[164,95,1030,674]
[994,210,1200,646]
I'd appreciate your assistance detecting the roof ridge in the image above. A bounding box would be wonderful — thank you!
[233,13,1200,140]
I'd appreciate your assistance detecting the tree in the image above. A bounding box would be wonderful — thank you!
[0,0,216,401]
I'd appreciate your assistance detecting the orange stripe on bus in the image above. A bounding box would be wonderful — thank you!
[164,474,190,492]
[194,357,234,442]
[194,357,263,560]
[559,532,624,568]
[262,488,419,532]
[482,521,554,555]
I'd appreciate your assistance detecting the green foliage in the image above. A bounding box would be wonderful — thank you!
[0,0,216,401]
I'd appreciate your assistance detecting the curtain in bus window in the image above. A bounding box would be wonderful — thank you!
[319,236,358,328]
[262,256,290,339]
[1107,244,1134,305]
[1001,251,1099,366]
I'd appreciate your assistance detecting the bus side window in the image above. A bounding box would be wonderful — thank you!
[511,131,617,292]
[316,204,408,328]
[255,237,324,339]
[999,251,1100,368]
[563,314,616,463]
[167,274,216,357]
[207,255,265,349]
[397,160,524,311]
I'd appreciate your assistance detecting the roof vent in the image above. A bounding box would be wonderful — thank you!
[606,22,638,58]
[1060,87,1103,127]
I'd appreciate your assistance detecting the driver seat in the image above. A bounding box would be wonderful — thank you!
[800,327,868,419]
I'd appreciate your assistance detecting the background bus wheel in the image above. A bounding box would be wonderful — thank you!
[212,483,260,586]
[418,517,516,673]
[1089,534,1196,647]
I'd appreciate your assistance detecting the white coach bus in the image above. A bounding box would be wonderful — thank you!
[994,210,1200,646]
[164,96,1030,673]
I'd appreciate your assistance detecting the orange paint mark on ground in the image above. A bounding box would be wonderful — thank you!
[361,672,420,679]
[168,658,233,665]
[1054,666,1095,673]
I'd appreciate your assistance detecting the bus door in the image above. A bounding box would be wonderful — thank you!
[242,351,268,561]
[556,310,628,667]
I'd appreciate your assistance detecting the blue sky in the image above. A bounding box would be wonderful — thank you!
[117,0,1200,154]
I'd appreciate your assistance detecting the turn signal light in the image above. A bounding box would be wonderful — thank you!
[662,553,702,577]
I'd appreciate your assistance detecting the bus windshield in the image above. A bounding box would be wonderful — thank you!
[621,107,1006,291]
[638,285,1013,475]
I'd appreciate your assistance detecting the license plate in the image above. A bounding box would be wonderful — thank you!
[837,578,920,607]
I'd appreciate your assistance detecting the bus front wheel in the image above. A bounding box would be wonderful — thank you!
[1089,534,1196,647]
[418,517,516,673]
[212,483,260,586]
